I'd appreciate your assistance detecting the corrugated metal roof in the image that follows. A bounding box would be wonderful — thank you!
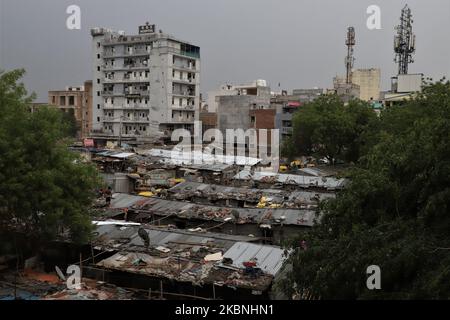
[234,170,347,190]
[222,242,287,276]
[144,148,261,166]
[110,193,147,209]
[168,181,334,205]
[134,197,317,226]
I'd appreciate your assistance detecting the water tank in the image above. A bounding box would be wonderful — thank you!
[256,79,267,87]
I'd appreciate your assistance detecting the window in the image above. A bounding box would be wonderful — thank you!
[68,96,75,106]
[52,96,56,104]
[97,104,100,109]
[97,42,100,48]
[97,91,100,96]
[97,117,100,122]
[60,96,66,106]
[97,79,100,84]
[97,54,100,59]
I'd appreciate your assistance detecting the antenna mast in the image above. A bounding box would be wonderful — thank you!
[394,5,416,75]
[345,27,356,84]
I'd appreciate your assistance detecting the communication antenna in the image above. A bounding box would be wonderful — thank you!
[345,27,356,84]
[394,5,416,75]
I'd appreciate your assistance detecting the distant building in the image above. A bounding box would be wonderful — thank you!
[216,80,271,134]
[249,108,276,146]
[383,73,423,107]
[90,22,200,144]
[351,68,381,101]
[332,76,360,103]
[199,111,217,132]
[29,102,48,113]
[48,80,92,139]
[272,89,324,142]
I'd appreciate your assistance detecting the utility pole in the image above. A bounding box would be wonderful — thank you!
[345,26,356,84]
[394,5,416,75]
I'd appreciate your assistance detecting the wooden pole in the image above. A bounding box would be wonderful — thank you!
[79,253,82,279]
[91,244,95,264]
[160,280,163,299]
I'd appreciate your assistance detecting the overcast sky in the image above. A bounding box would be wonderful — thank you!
[1,0,449,101]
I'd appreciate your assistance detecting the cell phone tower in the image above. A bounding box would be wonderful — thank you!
[394,5,416,75]
[345,27,356,84]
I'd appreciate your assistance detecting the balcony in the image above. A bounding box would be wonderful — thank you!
[124,89,150,97]
[281,127,293,135]
[168,47,200,59]
[172,77,195,84]
[122,117,150,123]
[171,104,196,111]
[124,103,149,109]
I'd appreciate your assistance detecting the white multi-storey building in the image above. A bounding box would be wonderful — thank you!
[91,23,200,143]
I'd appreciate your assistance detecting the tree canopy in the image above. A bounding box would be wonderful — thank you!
[280,81,450,299]
[282,95,379,164]
[0,69,100,244]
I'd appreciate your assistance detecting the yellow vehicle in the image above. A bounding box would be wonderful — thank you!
[290,160,302,167]
[279,165,288,172]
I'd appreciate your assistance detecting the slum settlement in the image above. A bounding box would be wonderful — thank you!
[0,146,347,300]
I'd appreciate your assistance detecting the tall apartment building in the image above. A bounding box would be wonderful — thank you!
[91,23,200,143]
[48,81,92,139]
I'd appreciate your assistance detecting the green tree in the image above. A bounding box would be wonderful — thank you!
[0,69,100,244]
[280,81,450,299]
[283,95,379,164]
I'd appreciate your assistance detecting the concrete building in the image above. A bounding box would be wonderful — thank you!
[90,23,200,144]
[272,90,324,142]
[332,76,360,103]
[199,111,217,132]
[48,81,92,139]
[216,80,271,134]
[383,73,423,107]
[249,108,276,146]
[351,68,381,101]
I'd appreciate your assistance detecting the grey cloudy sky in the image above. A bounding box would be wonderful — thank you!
[1,0,449,101]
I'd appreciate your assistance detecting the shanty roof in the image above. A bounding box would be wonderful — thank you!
[168,181,334,206]
[221,242,285,276]
[234,170,347,190]
[92,223,288,291]
[110,195,316,227]
[142,148,261,166]
[109,193,147,209]
[95,151,136,159]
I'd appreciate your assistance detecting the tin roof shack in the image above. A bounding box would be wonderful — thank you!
[106,194,316,244]
[135,149,244,185]
[233,170,348,191]
[86,223,288,299]
[167,181,335,208]
[91,151,137,174]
